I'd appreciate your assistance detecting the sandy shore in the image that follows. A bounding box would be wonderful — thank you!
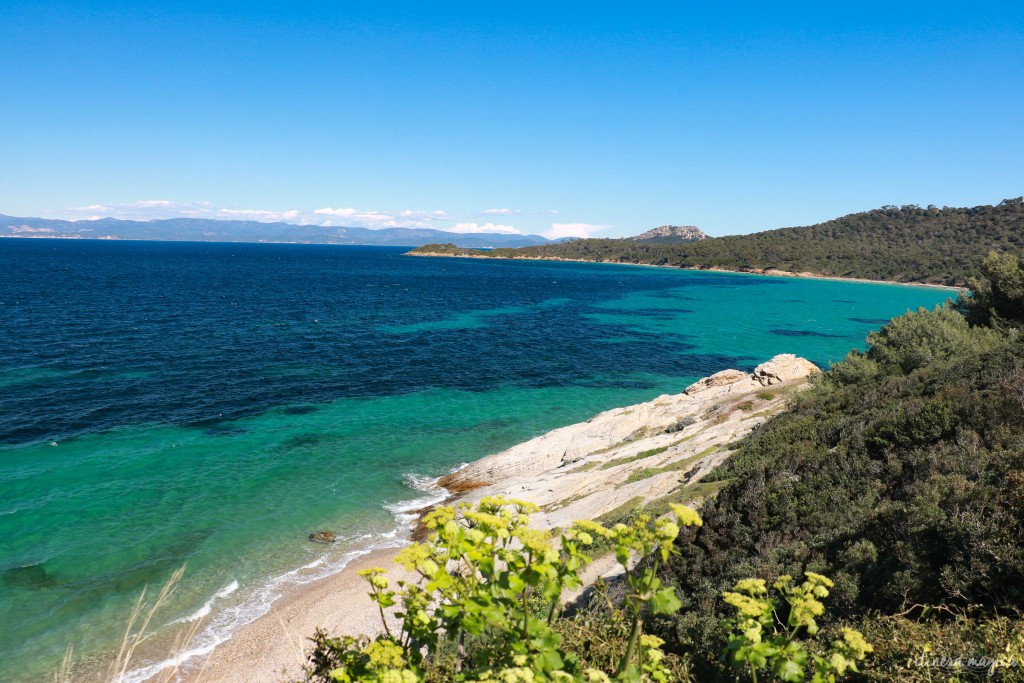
[408,251,964,292]
[184,546,415,683]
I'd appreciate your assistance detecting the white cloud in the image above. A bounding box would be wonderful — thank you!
[217,208,302,222]
[543,223,610,239]
[55,202,454,229]
[449,222,524,235]
[50,201,605,238]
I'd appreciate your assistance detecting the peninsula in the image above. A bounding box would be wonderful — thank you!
[408,198,1024,286]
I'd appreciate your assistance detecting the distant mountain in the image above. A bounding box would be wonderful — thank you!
[0,214,557,248]
[629,225,707,243]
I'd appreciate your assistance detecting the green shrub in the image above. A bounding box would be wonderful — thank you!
[855,607,1024,682]
[302,497,704,682]
[722,573,873,683]
[664,416,695,434]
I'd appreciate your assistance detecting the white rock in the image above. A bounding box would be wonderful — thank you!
[684,368,749,395]
[753,354,820,385]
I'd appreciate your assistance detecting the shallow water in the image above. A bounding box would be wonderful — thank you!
[0,240,952,680]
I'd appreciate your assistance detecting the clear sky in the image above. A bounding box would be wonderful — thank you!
[1,2,1021,238]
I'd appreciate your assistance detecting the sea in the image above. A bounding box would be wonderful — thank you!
[0,240,954,681]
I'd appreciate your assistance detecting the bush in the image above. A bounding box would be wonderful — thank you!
[659,298,1024,678]
[962,250,1024,327]
[302,498,703,682]
[664,416,695,434]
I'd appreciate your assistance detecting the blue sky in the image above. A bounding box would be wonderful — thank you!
[1,2,1021,238]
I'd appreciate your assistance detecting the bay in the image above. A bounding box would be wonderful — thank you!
[0,240,953,680]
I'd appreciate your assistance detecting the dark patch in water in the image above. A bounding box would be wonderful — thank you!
[833,299,857,303]
[771,329,847,339]
[203,425,248,437]
[599,308,693,318]
[472,419,514,430]
[282,433,321,449]
[434,418,515,434]
[849,317,890,325]
[63,529,213,597]
[576,379,658,390]
[283,405,319,415]
[782,299,804,303]
[1,564,56,590]
[647,291,695,301]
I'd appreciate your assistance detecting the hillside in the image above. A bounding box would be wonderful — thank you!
[411,199,1024,285]
[0,214,556,249]
[653,252,1024,679]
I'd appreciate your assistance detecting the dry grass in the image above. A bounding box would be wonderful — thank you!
[62,563,214,683]
[52,645,73,683]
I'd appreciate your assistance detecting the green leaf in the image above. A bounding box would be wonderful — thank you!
[619,665,643,683]
[775,658,805,682]
[649,586,682,615]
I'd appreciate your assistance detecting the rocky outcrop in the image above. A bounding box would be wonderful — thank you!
[308,531,337,544]
[437,356,819,524]
[683,369,749,395]
[753,354,820,385]
[629,225,708,242]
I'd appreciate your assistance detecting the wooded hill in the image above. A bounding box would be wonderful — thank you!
[411,199,1024,285]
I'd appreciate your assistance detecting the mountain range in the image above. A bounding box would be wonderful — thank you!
[0,214,560,248]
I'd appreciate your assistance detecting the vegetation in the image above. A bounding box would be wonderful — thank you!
[412,243,484,256]
[300,499,865,683]
[410,199,1024,285]
[652,250,1024,678]
[302,497,708,682]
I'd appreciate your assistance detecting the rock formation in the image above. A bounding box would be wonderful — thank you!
[629,225,708,242]
[753,354,821,385]
[436,355,820,532]
[683,368,749,395]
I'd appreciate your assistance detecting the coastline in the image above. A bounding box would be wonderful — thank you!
[167,355,821,682]
[406,251,965,292]
[186,546,414,683]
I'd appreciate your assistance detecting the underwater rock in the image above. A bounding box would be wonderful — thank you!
[2,563,57,589]
[308,531,337,544]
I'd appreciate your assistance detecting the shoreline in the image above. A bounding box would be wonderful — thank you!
[406,251,964,292]
[182,546,415,683]
[166,355,821,682]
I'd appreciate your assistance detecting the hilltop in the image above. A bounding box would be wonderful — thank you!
[410,199,1024,285]
[629,224,707,243]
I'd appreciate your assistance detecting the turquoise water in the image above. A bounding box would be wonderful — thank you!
[0,241,953,680]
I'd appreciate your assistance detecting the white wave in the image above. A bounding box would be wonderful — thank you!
[123,466,465,682]
[385,470,453,524]
[402,471,438,492]
[122,530,409,683]
[175,580,239,624]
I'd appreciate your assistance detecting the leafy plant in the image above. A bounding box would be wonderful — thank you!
[664,417,695,434]
[722,573,873,683]
[306,497,703,682]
